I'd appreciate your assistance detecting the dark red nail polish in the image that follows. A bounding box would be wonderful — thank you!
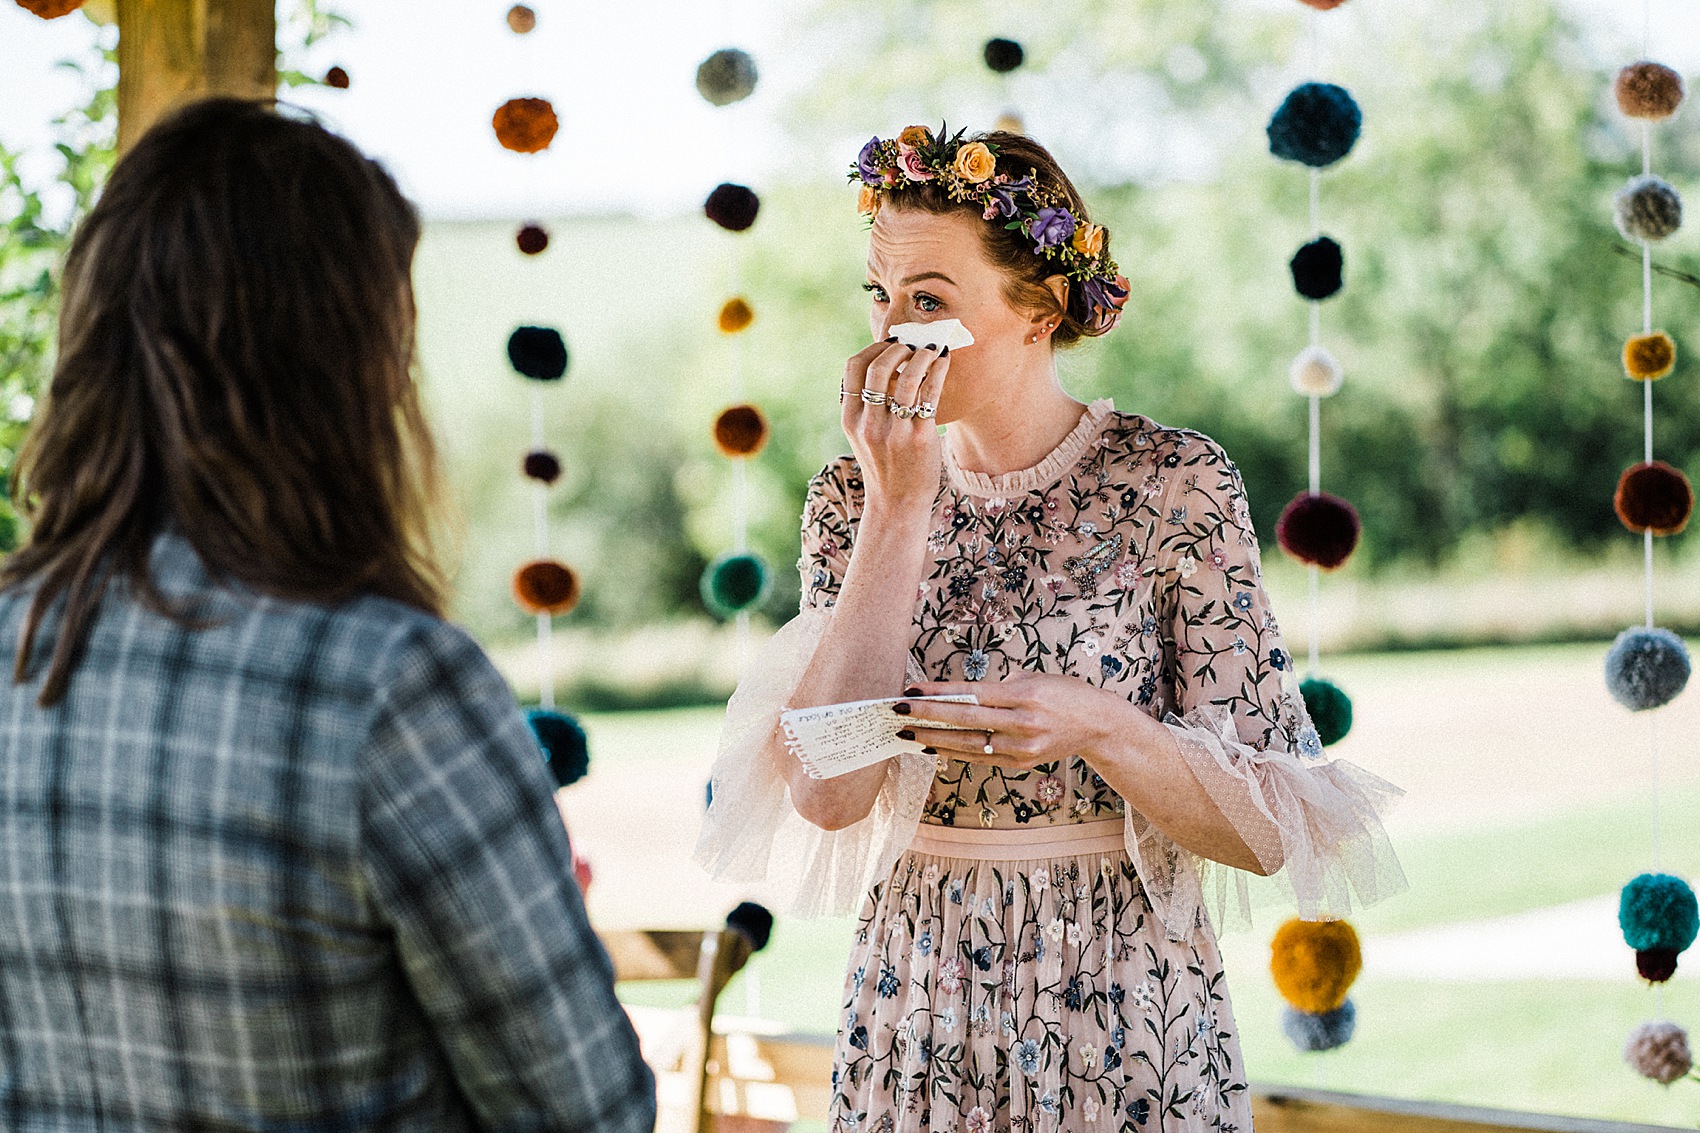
[893,703,911,715]
[897,729,915,741]
[884,336,898,343]
[904,687,923,697]
[941,346,950,357]
[922,746,938,755]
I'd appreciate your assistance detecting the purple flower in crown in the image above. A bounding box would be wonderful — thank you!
[1028,206,1076,250]
[1082,273,1131,329]
[980,175,1034,220]
[857,137,885,185]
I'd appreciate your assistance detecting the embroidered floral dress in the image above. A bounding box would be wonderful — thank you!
[696,399,1403,1133]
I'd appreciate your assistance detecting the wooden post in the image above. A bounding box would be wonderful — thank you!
[115,0,276,153]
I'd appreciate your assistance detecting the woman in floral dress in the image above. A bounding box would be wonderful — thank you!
[697,127,1403,1133]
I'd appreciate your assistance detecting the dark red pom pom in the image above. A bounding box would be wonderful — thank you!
[705,183,760,232]
[1615,461,1693,536]
[324,66,350,89]
[1638,947,1680,983]
[523,450,561,484]
[516,224,549,255]
[1276,492,1361,570]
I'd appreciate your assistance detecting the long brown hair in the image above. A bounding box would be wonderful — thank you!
[4,97,448,705]
[880,130,1111,349]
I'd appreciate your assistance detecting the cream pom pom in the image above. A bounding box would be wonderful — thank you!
[1625,1021,1693,1084]
[1290,345,1343,397]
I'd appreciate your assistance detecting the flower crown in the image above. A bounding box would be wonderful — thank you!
[850,124,1130,334]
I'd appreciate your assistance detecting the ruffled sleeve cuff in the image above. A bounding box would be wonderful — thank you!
[692,609,934,919]
[1124,702,1407,940]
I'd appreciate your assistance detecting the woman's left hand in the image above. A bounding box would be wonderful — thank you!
[895,673,1165,770]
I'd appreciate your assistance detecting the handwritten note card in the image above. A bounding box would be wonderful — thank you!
[780,694,980,780]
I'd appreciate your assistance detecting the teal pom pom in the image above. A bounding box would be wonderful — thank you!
[1281,1001,1356,1052]
[1300,676,1353,746]
[1620,873,1700,953]
[1268,83,1362,167]
[1605,627,1691,711]
[701,552,771,618]
[527,709,590,788]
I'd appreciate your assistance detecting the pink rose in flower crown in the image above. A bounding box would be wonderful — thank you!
[897,145,934,182]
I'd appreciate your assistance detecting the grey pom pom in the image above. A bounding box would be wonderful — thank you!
[1614,175,1683,243]
[696,48,758,107]
[1625,1020,1692,1084]
[1605,626,1691,711]
[1282,1001,1356,1052]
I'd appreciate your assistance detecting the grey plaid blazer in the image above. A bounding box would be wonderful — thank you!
[0,534,655,1132]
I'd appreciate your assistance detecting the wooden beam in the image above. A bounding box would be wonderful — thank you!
[1250,1084,1693,1133]
[115,0,275,153]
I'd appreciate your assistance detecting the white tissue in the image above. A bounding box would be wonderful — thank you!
[889,319,975,351]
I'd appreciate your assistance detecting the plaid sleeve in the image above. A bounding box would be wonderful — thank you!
[356,618,656,1133]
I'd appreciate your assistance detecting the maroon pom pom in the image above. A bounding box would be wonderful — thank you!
[1276,492,1361,570]
[523,450,562,484]
[1615,461,1693,536]
[1638,947,1680,983]
[324,66,350,89]
[516,224,549,255]
[705,183,760,232]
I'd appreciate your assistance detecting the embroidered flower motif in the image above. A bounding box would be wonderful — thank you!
[1127,1097,1150,1125]
[1114,560,1139,589]
[1083,1096,1101,1123]
[1208,550,1227,571]
[1067,922,1084,947]
[1042,574,1066,595]
[1000,1010,1015,1037]
[938,956,966,994]
[876,967,900,998]
[1015,1038,1041,1076]
[1044,918,1065,942]
[964,650,989,681]
[1232,636,1248,655]
[1169,505,1188,524]
[1031,867,1050,892]
[1132,979,1157,1012]
[1035,775,1064,805]
[1270,647,1289,671]
[1078,520,1099,536]
[966,1107,992,1133]
[924,863,940,883]
[916,930,933,957]
[1079,634,1102,657]
[978,805,996,828]
[980,896,996,919]
[1177,554,1198,578]
[939,1005,959,1032]
[1233,590,1254,611]
[948,879,965,904]
[1081,1043,1099,1069]
[971,946,993,971]
[1038,1091,1059,1114]
[985,496,1008,515]
[1101,654,1125,679]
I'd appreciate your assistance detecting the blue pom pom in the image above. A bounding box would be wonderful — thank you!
[1620,873,1700,953]
[527,708,590,788]
[1605,627,1691,711]
[1268,83,1362,168]
[1281,1000,1356,1052]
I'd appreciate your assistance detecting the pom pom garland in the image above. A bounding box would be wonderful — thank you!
[983,38,1025,73]
[1300,677,1353,746]
[718,297,755,334]
[1290,345,1344,397]
[1637,947,1680,983]
[493,98,560,154]
[1614,461,1693,536]
[513,560,581,617]
[516,224,550,255]
[696,49,758,106]
[1619,873,1700,953]
[323,66,350,90]
[1625,1021,1693,1085]
[1616,62,1685,121]
[725,901,775,951]
[1282,1001,1357,1052]
[1624,332,1676,381]
[1268,83,1362,168]
[1297,0,1350,8]
[527,709,590,788]
[507,326,569,381]
[506,4,536,33]
[523,450,562,485]
[15,0,84,18]
[1614,175,1683,243]
[1605,627,1692,711]
[705,183,761,232]
[1270,918,1362,1015]
[994,112,1026,135]
[1290,237,1344,300]
[701,552,771,618]
[1276,492,1361,570]
[713,404,770,458]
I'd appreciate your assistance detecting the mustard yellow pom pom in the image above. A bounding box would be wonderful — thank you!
[718,297,755,334]
[1270,918,1362,1014]
[1625,331,1676,381]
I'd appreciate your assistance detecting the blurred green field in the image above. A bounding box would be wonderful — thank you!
[568,640,1700,1129]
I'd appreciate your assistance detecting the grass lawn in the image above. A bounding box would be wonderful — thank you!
[570,641,1700,1128]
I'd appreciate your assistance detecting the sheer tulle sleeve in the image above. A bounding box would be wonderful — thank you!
[1123,433,1407,939]
[693,460,933,918]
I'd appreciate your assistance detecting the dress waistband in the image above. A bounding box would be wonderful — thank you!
[908,818,1126,861]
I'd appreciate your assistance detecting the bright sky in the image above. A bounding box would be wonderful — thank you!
[1,0,1698,223]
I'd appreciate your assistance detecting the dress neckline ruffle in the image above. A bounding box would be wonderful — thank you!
[944,397,1115,497]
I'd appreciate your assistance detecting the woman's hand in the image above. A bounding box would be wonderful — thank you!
[893,672,1166,771]
[840,339,952,509]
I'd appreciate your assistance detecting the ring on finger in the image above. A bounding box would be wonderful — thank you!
[982,730,996,756]
[914,402,937,419]
[860,389,889,406]
[887,401,917,419]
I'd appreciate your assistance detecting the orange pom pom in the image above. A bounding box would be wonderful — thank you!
[1270,918,1362,1014]
[713,404,769,458]
[506,4,536,33]
[493,98,559,154]
[15,0,83,17]
[1616,62,1685,121]
[513,560,581,616]
[1625,332,1676,381]
[1616,461,1693,536]
[718,297,755,334]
